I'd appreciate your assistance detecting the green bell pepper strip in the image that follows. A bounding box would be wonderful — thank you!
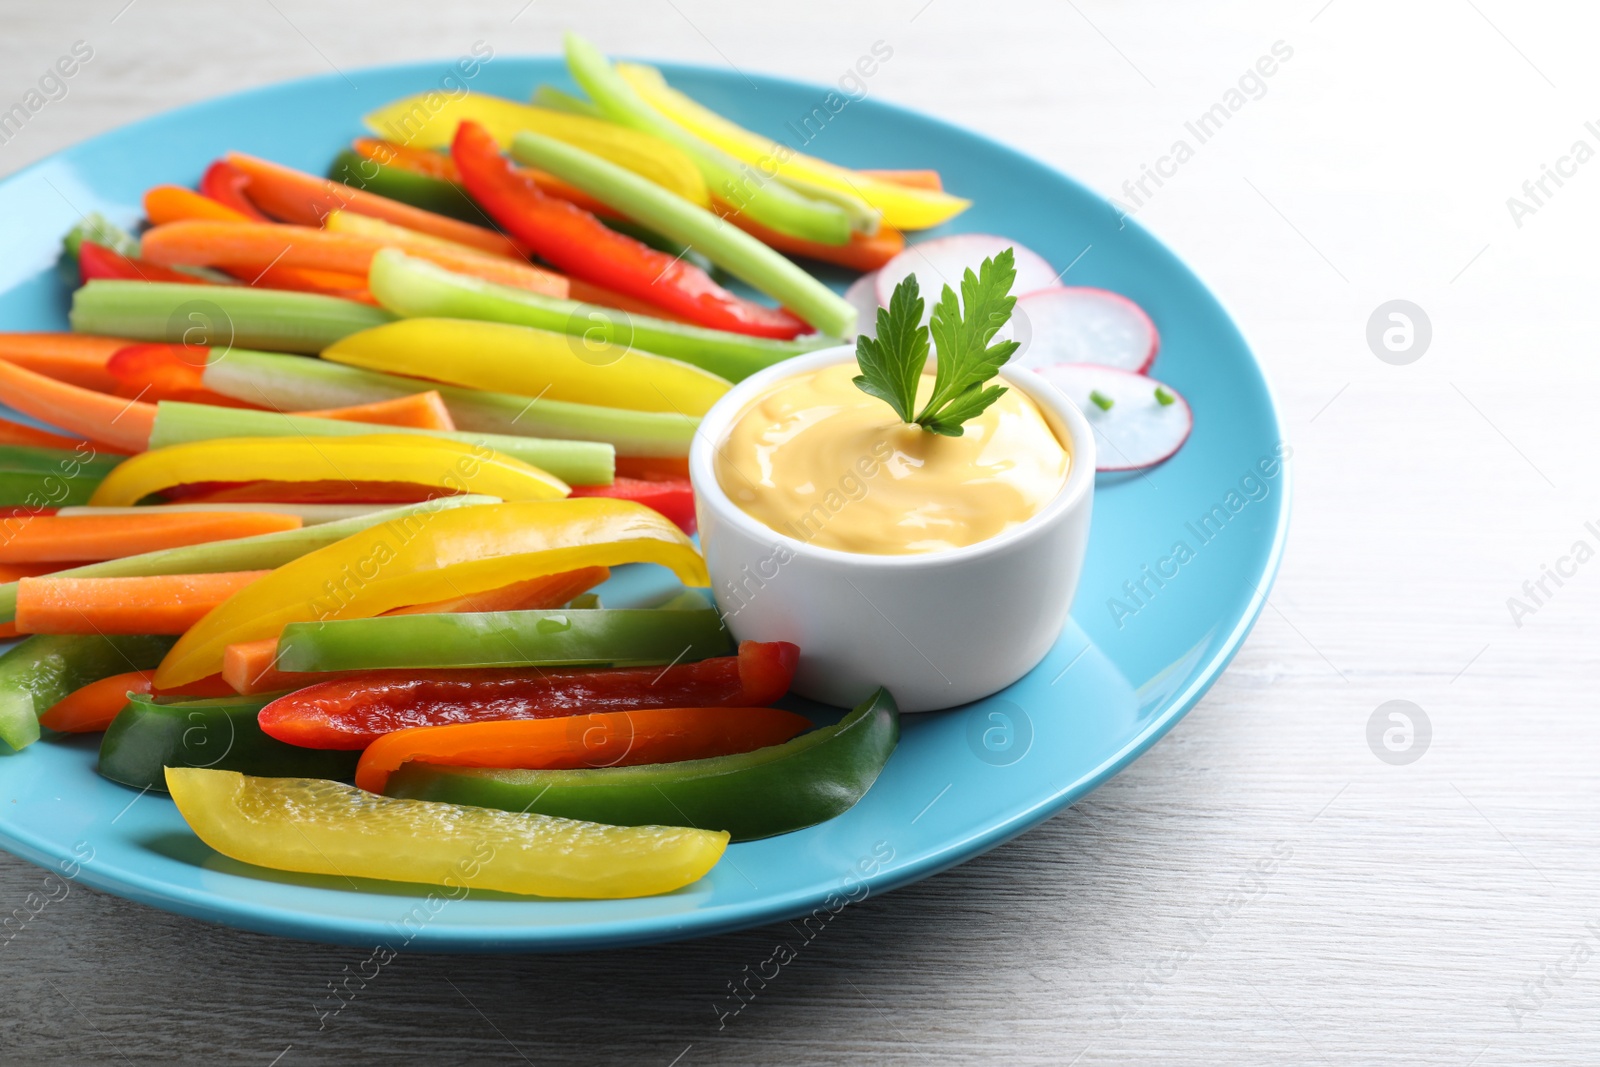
[563,33,861,246]
[327,149,487,223]
[200,347,697,458]
[387,686,899,841]
[0,634,175,751]
[0,445,121,508]
[370,250,828,382]
[70,281,396,355]
[97,693,358,792]
[275,607,733,672]
[0,495,497,624]
[148,401,614,487]
[509,131,857,339]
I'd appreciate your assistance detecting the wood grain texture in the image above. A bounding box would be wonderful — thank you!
[3,1,1598,1063]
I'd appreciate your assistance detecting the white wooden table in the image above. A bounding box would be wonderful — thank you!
[3,2,1596,1063]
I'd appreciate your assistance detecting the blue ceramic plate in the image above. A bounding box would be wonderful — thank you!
[0,57,1288,950]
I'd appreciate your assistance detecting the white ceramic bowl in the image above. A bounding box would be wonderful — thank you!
[690,345,1095,712]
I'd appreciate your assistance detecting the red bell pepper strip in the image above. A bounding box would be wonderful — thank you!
[78,242,213,286]
[258,640,800,750]
[571,477,695,534]
[200,161,272,221]
[106,344,261,408]
[449,121,808,340]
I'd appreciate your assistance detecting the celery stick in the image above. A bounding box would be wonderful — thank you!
[509,131,857,338]
[148,401,614,486]
[532,84,604,118]
[202,349,696,457]
[0,495,498,624]
[370,250,825,382]
[563,33,859,246]
[55,502,399,525]
[69,281,394,354]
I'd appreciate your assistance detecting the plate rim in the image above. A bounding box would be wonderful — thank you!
[0,54,1292,951]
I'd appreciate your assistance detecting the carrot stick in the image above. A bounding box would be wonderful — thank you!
[223,264,375,304]
[0,512,302,563]
[144,185,251,224]
[221,567,608,694]
[0,333,131,392]
[140,220,567,298]
[860,168,944,191]
[0,561,90,582]
[0,418,114,455]
[0,359,154,452]
[14,570,272,635]
[38,670,236,733]
[226,151,523,259]
[712,199,905,272]
[302,391,456,431]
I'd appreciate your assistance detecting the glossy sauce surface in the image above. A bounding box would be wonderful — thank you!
[716,363,1070,555]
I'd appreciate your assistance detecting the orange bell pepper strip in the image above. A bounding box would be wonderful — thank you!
[859,168,944,191]
[225,151,522,259]
[353,706,813,793]
[38,669,236,733]
[0,511,301,563]
[0,332,130,393]
[15,570,273,635]
[154,498,706,689]
[140,220,567,299]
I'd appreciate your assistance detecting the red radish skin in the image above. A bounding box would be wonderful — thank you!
[1011,288,1159,375]
[875,234,1059,311]
[1031,363,1192,472]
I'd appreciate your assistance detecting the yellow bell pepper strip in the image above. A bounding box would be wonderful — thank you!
[152,497,709,688]
[617,62,972,231]
[510,131,858,339]
[361,93,711,207]
[564,33,862,245]
[165,767,728,899]
[87,435,569,509]
[321,318,732,417]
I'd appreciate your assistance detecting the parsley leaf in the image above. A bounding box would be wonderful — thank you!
[852,271,928,424]
[851,247,1021,437]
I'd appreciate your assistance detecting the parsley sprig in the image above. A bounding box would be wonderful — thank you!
[852,248,1020,437]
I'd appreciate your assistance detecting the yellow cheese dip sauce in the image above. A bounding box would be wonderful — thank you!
[715,362,1070,556]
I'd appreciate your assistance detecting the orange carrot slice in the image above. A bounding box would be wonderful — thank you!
[140,220,567,298]
[0,360,154,452]
[713,198,905,271]
[225,151,522,258]
[145,185,251,224]
[0,333,131,393]
[302,391,456,431]
[0,512,302,563]
[14,570,272,635]
[0,418,116,455]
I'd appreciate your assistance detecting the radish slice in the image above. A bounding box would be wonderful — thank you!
[1012,288,1158,374]
[844,271,880,339]
[1032,364,1192,471]
[876,234,1059,311]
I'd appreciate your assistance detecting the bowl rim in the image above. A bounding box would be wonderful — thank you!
[689,344,1097,569]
